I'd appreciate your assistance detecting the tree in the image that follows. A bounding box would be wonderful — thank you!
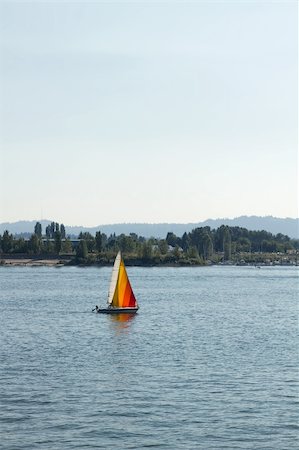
[61,238,73,253]
[34,222,42,238]
[276,233,290,243]
[236,237,251,253]
[50,222,55,237]
[118,234,135,253]
[44,239,55,254]
[223,227,232,260]
[106,235,116,251]
[76,240,88,259]
[28,234,41,254]
[187,245,200,260]
[13,238,28,254]
[2,230,13,253]
[141,241,153,260]
[54,230,62,253]
[214,225,226,252]
[202,233,213,260]
[166,232,179,247]
[189,228,203,254]
[95,231,102,252]
[46,225,51,239]
[158,239,168,255]
[78,232,95,252]
[172,245,181,260]
[181,232,190,252]
[101,233,108,249]
[60,224,66,239]
[261,240,277,253]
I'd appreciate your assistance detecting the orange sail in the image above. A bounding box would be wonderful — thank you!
[108,252,138,309]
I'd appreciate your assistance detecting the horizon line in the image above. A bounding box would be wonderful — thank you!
[0,214,298,228]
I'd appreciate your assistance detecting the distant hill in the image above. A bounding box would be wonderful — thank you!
[0,216,298,239]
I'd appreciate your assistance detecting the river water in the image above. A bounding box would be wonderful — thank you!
[0,266,298,449]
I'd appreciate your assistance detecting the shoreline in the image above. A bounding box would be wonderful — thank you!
[0,258,66,267]
[0,257,297,268]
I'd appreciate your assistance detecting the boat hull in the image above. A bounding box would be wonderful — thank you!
[97,307,139,314]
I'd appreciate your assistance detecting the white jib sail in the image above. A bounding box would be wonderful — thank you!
[107,251,121,304]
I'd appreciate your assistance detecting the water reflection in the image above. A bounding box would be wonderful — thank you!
[109,313,136,333]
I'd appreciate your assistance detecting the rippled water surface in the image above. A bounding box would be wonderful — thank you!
[0,266,298,449]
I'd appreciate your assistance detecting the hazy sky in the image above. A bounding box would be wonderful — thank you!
[0,1,297,226]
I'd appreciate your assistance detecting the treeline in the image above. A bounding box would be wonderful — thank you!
[0,222,298,265]
[0,222,67,255]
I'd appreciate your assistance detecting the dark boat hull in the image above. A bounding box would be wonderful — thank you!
[97,307,138,314]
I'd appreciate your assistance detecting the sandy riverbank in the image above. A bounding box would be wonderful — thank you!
[0,258,69,266]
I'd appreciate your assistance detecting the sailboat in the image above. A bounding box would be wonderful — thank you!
[97,251,139,314]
